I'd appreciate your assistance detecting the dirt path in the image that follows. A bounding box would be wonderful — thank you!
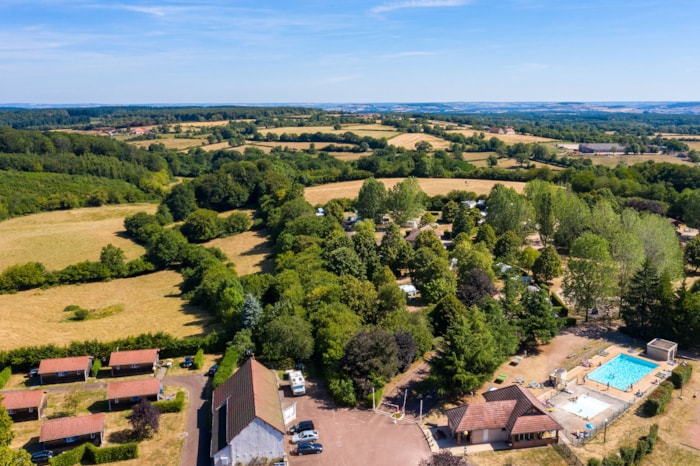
[163,374,210,466]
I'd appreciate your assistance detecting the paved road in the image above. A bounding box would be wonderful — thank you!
[164,374,211,466]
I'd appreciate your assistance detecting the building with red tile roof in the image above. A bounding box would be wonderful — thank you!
[1,390,47,421]
[210,357,285,466]
[106,378,161,411]
[40,413,105,449]
[37,356,92,385]
[445,385,562,448]
[108,348,159,377]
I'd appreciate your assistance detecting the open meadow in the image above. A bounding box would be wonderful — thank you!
[572,153,695,167]
[388,133,452,150]
[128,137,206,151]
[447,129,557,144]
[206,229,274,276]
[0,270,213,350]
[0,204,157,271]
[304,178,526,205]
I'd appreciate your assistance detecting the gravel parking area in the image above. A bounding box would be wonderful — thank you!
[285,380,430,465]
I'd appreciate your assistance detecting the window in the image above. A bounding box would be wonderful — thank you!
[77,370,82,375]
[90,433,96,439]
[7,409,14,415]
[28,407,33,413]
[115,365,121,370]
[131,364,138,369]
[114,399,120,404]
[65,436,77,443]
[57,371,67,377]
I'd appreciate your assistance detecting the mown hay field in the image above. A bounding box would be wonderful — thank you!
[574,153,695,167]
[447,129,557,144]
[0,204,157,271]
[304,178,526,205]
[255,123,400,139]
[0,270,213,350]
[387,133,452,150]
[128,137,205,150]
[207,229,274,276]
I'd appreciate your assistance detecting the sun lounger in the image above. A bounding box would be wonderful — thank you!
[510,356,523,366]
[496,374,508,383]
[598,349,609,356]
[529,381,539,389]
[515,377,525,384]
[655,372,667,379]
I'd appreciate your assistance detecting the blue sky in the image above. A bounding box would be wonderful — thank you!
[1,0,698,104]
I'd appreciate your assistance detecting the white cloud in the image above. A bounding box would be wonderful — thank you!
[371,0,471,14]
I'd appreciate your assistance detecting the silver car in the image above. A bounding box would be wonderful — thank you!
[291,430,319,444]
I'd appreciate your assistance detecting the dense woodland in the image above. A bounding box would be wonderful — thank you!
[1,107,700,408]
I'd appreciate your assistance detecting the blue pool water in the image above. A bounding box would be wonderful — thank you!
[587,354,658,391]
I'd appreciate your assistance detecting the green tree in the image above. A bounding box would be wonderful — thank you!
[519,245,540,271]
[430,294,468,337]
[386,177,426,226]
[487,154,498,167]
[441,200,460,224]
[180,208,223,243]
[494,231,521,263]
[481,298,519,360]
[685,235,700,271]
[0,403,14,447]
[563,233,618,322]
[99,244,126,277]
[420,211,436,227]
[222,212,251,235]
[356,177,387,223]
[430,308,501,396]
[260,314,314,364]
[451,205,475,237]
[620,258,668,339]
[379,223,414,276]
[415,141,433,152]
[162,183,198,221]
[517,288,563,347]
[474,223,497,251]
[672,284,700,347]
[679,189,700,228]
[327,246,366,279]
[352,224,381,280]
[525,180,558,247]
[314,303,362,367]
[553,190,592,250]
[339,275,378,324]
[414,229,447,258]
[485,184,534,240]
[145,228,188,268]
[0,446,32,466]
[240,293,263,329]
[532,245,562,284]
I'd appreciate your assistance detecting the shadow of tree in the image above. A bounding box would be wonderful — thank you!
[87,400,110,413]
[108,429,135,444]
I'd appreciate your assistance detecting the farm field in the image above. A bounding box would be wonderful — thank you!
[304,178,526,205]
[573,153,695,167]
[0,204,157,271]
[206,229,274,276]
[247,141,356,151]
[255,123,400,139]
[128,137,205,150]
[388,132,452,150]
[0,270,213,350]
[447,129,557,144]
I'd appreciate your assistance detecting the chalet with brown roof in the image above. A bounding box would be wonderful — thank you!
[40,413,105,450]
[445,385,562,449]
[37,356,92,385]
[1,390,47,422]
[106,378,161,411]
[108,349,159,377]
[404,224,436,245]
[210,357,285,466]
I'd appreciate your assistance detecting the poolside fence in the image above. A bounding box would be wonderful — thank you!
[554,441,585,466]
[563,399,633,447]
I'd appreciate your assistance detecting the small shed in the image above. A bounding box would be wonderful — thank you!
[398,284,418,298]
[646,338,678,361]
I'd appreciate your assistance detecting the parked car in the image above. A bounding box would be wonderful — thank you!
[297,442,323,455]
[291,430,319,444]
[288,420,314,434]
[30,450,55,464]
[26,367,39,378]
[207,364,218,376]
[182,356,194,368]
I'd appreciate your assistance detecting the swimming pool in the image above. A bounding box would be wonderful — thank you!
[587,354,658,391]
[562,395,609,419]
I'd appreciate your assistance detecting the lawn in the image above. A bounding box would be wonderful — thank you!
[9,383,188,466]
[303,178,526,206]
[0,204,157,271]
[0,270,214,350]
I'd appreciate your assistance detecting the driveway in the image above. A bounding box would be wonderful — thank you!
[285,380,430,465]
[163,374,210,466]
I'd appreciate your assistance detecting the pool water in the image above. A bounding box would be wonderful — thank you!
[587,354,658,391]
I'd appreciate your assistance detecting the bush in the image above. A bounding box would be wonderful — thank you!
[327,374,357,406]
[670,363,692,389]
[364,386,384,408]
[635,439,650,463]
[619,446,636,465]
[647,423,659,452]
[0,366,11,389]
[550,292,569,317]
[565,317,577,327]
[601,454,625,466]
[153,391,186,413]
[193,348,204,370]
[212,345,242,389]
[587,459,602,466]
[91,359,102,378]
[72,308,90,321]
[85,443,138,463]
[643,381,674,416]
[49,444,87,466]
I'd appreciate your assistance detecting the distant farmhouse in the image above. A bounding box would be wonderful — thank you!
[578,143,626,154]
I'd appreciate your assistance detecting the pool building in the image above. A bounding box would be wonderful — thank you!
[587,354,658,391]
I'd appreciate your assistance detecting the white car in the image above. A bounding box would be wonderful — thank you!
[291,430,319,444]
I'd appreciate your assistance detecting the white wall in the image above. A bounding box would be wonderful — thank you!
[230,418,284,464]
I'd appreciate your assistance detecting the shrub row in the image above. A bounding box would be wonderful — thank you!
[550,292,570,317]
[49,443,138,465]
[153,391,186,413]
[212,345,243,389]
[587,424,659,466]
[643,381,674,416]
[0,366,11,389]
[193,348,204,370]
[0,331,226,372]
[669,362,693,388]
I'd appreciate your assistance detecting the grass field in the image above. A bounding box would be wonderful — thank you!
[573,153,695,167]
[206,229,274,276]
[0,270,213,350]
[0,204,157,271]
[388,133,452,150]
[255,123,401,139]
[128,137,206,151]
[304,178,526,205]
[447,129,557,144]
